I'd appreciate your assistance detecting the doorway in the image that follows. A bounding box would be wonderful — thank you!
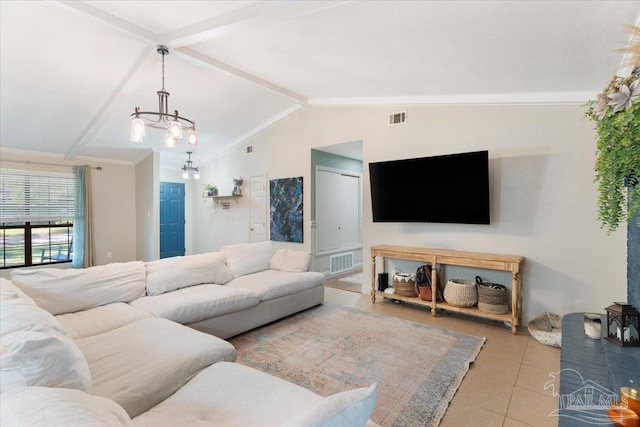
[311,141,363,278]
[159,181,185,259]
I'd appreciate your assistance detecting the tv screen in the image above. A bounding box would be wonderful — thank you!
[369,150,490,224]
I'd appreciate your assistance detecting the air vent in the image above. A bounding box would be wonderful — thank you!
[388,111,407,126]
[245,145,253,154]
[330,252,354,274]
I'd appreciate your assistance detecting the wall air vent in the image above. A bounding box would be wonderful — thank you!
[330,252,354,274]
[245,145,254,154]
[388,111,407,126]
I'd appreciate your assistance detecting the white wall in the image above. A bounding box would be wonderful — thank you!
[192,104,626,323]
[191,145,267,253]
[135,152,159,261]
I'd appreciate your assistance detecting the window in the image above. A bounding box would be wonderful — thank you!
[0,169,75,269]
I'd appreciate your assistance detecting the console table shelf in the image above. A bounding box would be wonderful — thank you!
[370,245,524,333]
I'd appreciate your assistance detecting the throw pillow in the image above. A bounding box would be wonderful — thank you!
[221,241,275,277]
[0,386,131,426]
[281,383,377,427]
[270,248,311,272]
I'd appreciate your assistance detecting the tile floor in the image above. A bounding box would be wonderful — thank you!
[324,287,561,427]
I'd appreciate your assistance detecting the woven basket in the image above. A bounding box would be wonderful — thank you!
[393,273,416,297]
[477,284,509,314]
[444,279,478,307]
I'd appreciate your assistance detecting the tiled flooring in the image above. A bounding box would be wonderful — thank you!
[324,287,561,427]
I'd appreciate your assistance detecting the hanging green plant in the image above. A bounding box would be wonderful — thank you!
[584,27,640,234]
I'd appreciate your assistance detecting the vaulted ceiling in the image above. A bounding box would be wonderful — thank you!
[1,1,639,169]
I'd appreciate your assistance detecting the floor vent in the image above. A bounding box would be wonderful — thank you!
[389,111,407,125]
[330,252,354,274]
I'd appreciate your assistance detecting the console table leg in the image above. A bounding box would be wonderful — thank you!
[370,255,377,303]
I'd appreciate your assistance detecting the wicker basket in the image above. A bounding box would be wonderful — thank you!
[393,273,416,297]
[444,279,478,307]
[477,283,510,314]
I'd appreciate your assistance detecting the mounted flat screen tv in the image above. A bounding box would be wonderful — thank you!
[369,150,490,224]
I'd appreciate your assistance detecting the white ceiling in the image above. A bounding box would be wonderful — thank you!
[1,1,639,169]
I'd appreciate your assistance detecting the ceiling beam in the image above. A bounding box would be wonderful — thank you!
[175,47,308,105]
[64,48,152,160]
[49,0,309,106]
[48,0,157,45]
[160,1,355,48]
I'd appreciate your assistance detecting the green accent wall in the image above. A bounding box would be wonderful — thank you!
[310,148,363,221]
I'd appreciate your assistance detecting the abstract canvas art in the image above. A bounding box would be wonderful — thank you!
[270,177,303,243]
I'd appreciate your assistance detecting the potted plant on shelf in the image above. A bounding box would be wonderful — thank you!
[584,25,640,234]
[203,184,218,197]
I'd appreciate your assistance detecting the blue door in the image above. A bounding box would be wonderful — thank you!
[160,182,185,259]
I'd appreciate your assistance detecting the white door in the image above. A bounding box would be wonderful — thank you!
[316,170,342,252]
[316,168,361,253]
[339,174,360,247]
[250,175,267,243]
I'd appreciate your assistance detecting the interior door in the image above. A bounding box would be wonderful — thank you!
[159,182,185,259]
[339,174,360,247]
[316,168,361,253]
[250,175,267,243]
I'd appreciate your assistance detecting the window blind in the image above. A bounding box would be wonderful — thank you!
[0,169,75,222]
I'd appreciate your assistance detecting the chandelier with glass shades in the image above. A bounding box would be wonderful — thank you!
[130,46,198,148]
[181,152,200,180]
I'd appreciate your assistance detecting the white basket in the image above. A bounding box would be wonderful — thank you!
[444,279,478,307]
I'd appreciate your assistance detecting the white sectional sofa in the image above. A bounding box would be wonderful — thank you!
[0,241,378,426]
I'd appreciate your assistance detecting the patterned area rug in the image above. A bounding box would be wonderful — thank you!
[229,303,485,426]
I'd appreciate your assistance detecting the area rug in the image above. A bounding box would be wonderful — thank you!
[229,303,485,426]
[324,271,364,293]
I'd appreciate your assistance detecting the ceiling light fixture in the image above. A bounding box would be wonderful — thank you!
[130,46,198,147]
[181,151,200,180]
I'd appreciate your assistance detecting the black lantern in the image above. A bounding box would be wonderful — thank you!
[605,302,640,347]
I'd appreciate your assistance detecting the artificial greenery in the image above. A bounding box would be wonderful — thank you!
[203,184,218,195]
[585,53,640,233]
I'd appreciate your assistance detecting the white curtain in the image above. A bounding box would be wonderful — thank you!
[72,165,95,268]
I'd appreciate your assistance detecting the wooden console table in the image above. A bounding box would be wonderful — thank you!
[370,245,524,334]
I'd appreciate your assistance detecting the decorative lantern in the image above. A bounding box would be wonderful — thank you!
[605,302,640,347]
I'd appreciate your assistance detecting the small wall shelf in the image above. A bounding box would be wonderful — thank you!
[207,194,242,207]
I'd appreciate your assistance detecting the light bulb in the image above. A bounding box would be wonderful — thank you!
[182,171,189,179]
[130,118,145,143]
[187,129,198,146]
[194,172,200,180]
[164,134,176,148]
[168,121,182,139]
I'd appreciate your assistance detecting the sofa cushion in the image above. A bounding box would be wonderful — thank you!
[1,291,66,337]
[11,261,146,315]
[281,383,378,427]
[145,252,233,296]
[270,248,312,272]
[0,386,131,427]
[132,361,324,427]
[56,303,154,339]
[0,278,28,298]
[226,269,325,301]
[221,241,274,277]
[0,281,92,394]
[77,317,236,418]
[1,329,92,394]
[130,284,260,324]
